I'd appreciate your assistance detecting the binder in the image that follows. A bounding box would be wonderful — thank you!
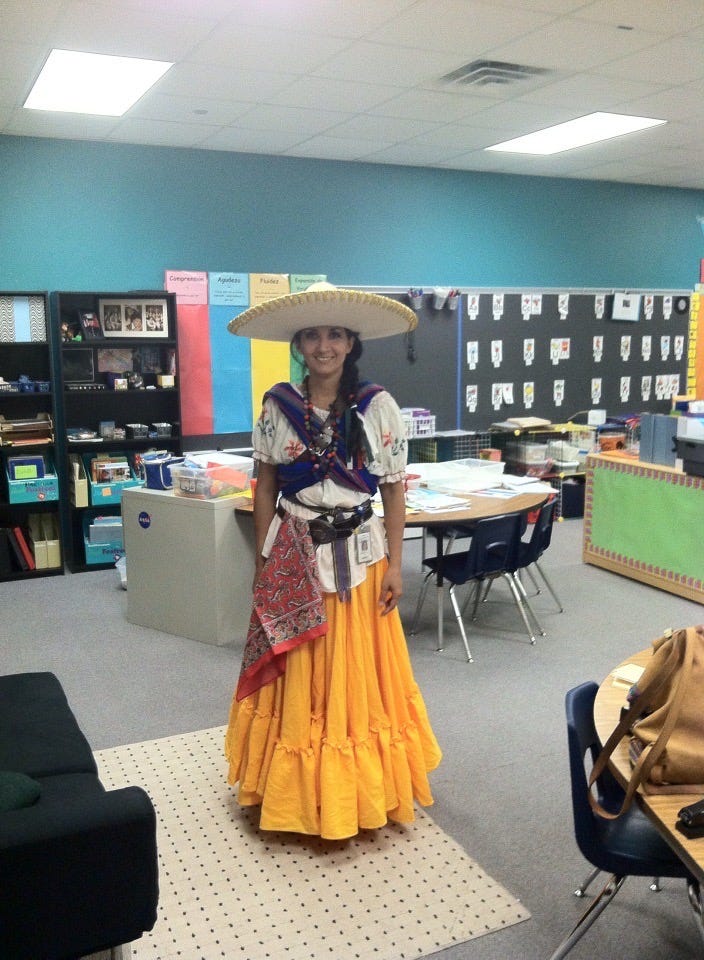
[12,525,36,570]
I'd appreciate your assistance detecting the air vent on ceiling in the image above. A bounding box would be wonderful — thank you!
[439,59,550,88]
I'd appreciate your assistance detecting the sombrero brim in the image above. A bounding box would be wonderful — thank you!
[227,287,417,341]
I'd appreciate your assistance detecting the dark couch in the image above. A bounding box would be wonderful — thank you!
[0,672,159,960]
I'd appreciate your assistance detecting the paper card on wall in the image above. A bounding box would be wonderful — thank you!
[491,340,503,367]
[641,335,652,361]
[521,294,531,319]
[164,270,208,305]
[663,295,673,319]
[620,376,631,402]
[468,293,480,319]
[591,378,602,404]
[492,293,504,320]
[560,338,570,360]
[492,383,504,410]
[467,340,478,369]
[466,384,478,412]
[290,274,326,293]
[558,293,570,319]
[550,338,560,365]
[670,374,681,398]
[660,335,671,360]
[209,272,249,307]
[502,383,514,404]
[594,294,606,319]
[249,273,290,306]
[644,294,654,319]
[523,382,534,408]
[674,334,684,361]
[655,374,666,399]
[553,379,564,406]
[531,293,542,315]
[620,335,631,361]
[523,338,534,366]
[641,375,652,401]
[593,335,603,362]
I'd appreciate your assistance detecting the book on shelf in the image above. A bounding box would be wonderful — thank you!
[3,526,29,571]
[492,417,552,430]
[12,526,36,570]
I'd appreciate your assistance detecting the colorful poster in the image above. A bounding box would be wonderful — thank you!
[249,273,290,305]
[209,272,249,307]
[165,270,212,435]
[290,274,326,292]
[164,270,208,305]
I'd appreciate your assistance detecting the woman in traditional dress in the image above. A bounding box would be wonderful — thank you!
[225,283,441,840]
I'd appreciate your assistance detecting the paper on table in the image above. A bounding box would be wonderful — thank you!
[405,488,469,512]
[611,663,645,689]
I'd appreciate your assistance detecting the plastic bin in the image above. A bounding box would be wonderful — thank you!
[171,453,253,500]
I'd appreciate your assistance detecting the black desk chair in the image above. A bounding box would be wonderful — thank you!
[410,512,538,662]
[548,682,702,960]
[516,499,563,612]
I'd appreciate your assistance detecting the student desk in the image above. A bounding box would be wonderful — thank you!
[583,453,704,604]
[594,648,704,884]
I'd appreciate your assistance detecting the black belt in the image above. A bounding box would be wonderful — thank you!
[277,500,373,545]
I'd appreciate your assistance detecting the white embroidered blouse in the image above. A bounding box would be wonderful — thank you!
[252,384,408,593]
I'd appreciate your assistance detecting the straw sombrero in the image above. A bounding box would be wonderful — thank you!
[228,282,417,342]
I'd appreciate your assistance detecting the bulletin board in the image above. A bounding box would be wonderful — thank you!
[458,291,690,429]
[360,288,690,431]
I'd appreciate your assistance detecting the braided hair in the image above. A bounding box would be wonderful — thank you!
[337,332,366,464]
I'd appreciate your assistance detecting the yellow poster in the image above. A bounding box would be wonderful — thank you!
[249,273,290,306]
[249,274,291,422]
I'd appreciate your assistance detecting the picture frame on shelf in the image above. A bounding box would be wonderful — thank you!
[98,298,169,338]
[78,310,102,339]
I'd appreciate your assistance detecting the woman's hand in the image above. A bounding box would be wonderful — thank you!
[378,479,406,615]
[378,564,402,615]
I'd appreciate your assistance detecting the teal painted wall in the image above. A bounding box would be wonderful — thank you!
[1,134,703,292]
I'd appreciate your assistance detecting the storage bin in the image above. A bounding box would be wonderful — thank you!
[171,453,253,500]
[83,452,142,504]
[6,454,59,503]
[27,513,61,569]
[82,514,125,565]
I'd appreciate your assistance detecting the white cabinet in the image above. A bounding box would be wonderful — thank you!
[122,487,255,645]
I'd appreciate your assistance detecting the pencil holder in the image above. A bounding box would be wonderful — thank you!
[408,294,423,310]
[447,294,460,311]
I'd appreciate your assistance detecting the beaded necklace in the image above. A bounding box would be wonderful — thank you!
[303,377,341,474]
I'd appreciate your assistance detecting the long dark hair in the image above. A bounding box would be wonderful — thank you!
[291,329,367,462]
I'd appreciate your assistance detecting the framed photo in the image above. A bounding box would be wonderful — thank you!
[98,298,169,338]
[78,310,102,339]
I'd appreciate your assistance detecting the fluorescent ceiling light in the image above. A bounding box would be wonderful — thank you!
[24,49,173,116]
[486,112,666,155]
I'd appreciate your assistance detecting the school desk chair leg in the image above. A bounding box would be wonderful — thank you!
[687,880,704,949]
[534,560,564,613]
[410,570,433,635]
[547,874,626,960]
[504,572,541,644]
[436,584,445,651]
[449,584,474,662]
[574,866,601,897]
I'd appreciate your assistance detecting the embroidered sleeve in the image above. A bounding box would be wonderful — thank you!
[252,391,306,465]
[361,390,408,481]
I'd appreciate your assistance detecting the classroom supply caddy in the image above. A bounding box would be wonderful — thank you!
[170,453,254,500]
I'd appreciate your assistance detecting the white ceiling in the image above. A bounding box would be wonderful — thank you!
[2,0,704,189]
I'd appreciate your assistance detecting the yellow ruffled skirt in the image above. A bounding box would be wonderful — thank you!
[225,558,442,840]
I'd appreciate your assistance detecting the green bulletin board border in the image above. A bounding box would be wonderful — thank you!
[584,456,704,594]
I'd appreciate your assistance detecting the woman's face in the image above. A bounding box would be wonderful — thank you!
[296,325,354,380]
